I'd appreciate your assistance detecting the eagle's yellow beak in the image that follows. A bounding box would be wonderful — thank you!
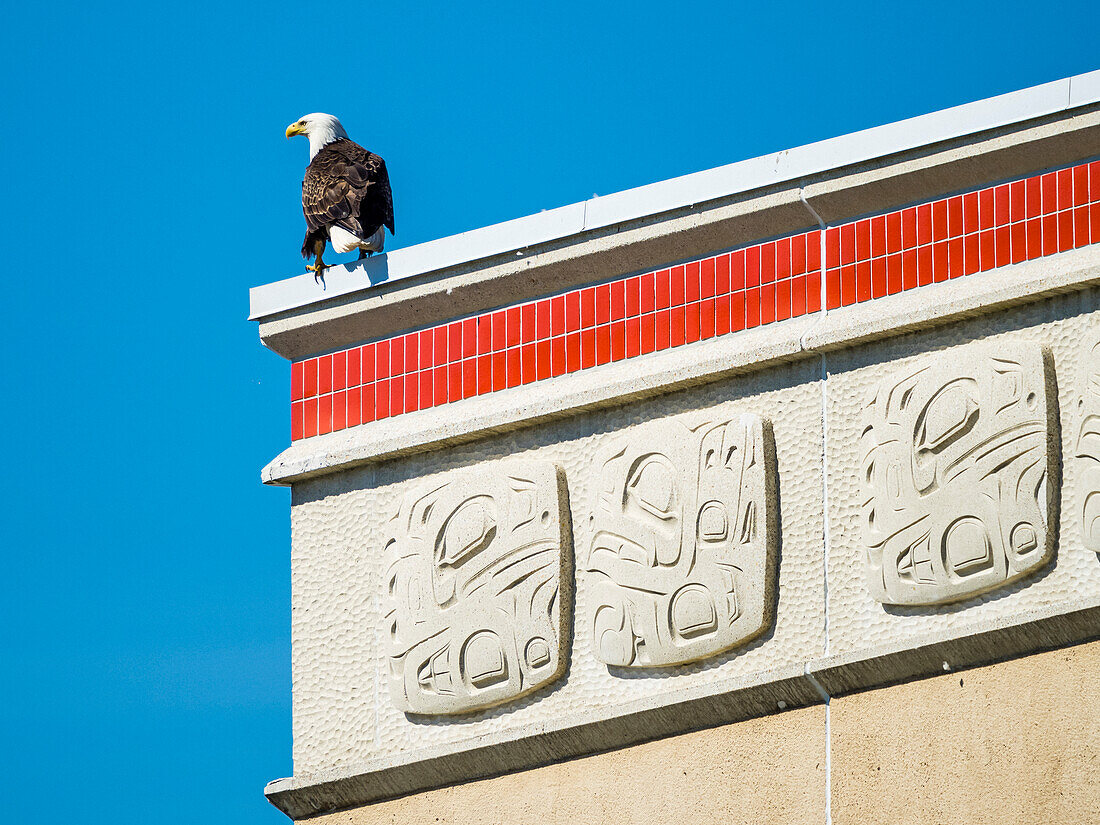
[286,123,304,139]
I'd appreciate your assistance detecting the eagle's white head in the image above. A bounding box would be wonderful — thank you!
[285,113,349,161]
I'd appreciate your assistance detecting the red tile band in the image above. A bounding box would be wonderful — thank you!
[290,159,1100,440]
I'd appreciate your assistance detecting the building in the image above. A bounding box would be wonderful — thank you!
[250,71,1100,823]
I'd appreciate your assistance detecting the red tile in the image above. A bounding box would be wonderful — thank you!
[885,213,902,254]
[978,188,995,230]
[841,264,857,305]
[715,254,730,295]
[347,386,361,427]
[901,208,917,250]
[963,193,979,234]
[916,204,932,246]
[390,336,405,375]
[776,237,791,281]
[1026,175,1042,219]
[432,327,447,369]
[670,266,686,306]
[1010,180,1027,223]
[303,397,318,438]
[806,271,821,313]
[536,299,552,339]
[745,246,761,287]
[550,295,566,337]
[564,292,580,334]
[731,250,746,291]
[596,325,612,364]
[826,267,842,309]
[580,288,596,327]
[948,238,964,278]
[291,400,304,441]
[948,196,964,239]
[902,250,917,291]
[700,298,715,338]
[447,363,462,404]
[730,291,746,332]
[760,283,776,324]
[404,332,419,373]
[507,347,522,388]
[492,310,507,351]
[761,242,776,282]
[872,215,888,257]
[994,185,1011,227]
[995,226,1012,266]
[447,322,462,365]
[791,233,807,275]
[1057,167,1074,211]
[1091,204,1100,248]
[684,301,700,343]
[551,336,566,376]
[595,285,611,323]
[715,295,730,335]
[640,314,656,354]
[475,354,492,396]
[580,330,596,368]
[775,280,791,321]
[792,274,807,316]
[507,306,523,345]
[1011,221,1027,264]
[1058,209,1074,253]
[521,343,536,383]
[420,369,435,407]
[434,366,448,405]
[347,347,361,388]
[655,269,671,309]
[1092,162,1100,203]
[375,380,390,420]
[318,354,333,395]
[390,376,404,416]
[701,257,716,298]
[565,333,581,372]
[856,261,872,301]
[871,257,887,296]
[456,359,473,398]
[887,254,903,293]
[640,272,656,313]
[745,287,761,327]
[625,276,641,316]
[1075,206,1092,248]
[522,303,537,342]
[419,329,434,369]
[685,261,701,303]
[964,234,980,275]
[291,361,305,401]
[362,343,375,383]
[493,351,507,390]
[332,390,347,431]
[318,393,332,435]
[1074,164,1090,207]
[933,239,948,283]
[536,340,551,380]
[609,322,626,361]
[669,305,686,347]
[1042,214,1059,256]
[931,201,948,243]
[361,383,375,423]
[625,317,641,357]
[979,230,995,270]
[1041,172,1058,215]
[826,227,841,267]
[854,220,870,262]
[917,245,933,285]
[807,231,821,272]
[1026,218,1043,260]
[654,309,670,351]
[841,223,856,264]
[610,281,626,321]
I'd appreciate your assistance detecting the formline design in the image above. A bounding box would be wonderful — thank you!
[1077,327,1100,552]
[585,413,777,667]
[860,343,1057,605]
[384,461,571,714]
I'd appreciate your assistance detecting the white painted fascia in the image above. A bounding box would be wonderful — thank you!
[249,70,1100,323]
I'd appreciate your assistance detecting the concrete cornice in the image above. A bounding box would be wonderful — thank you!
[250,70,1100,361]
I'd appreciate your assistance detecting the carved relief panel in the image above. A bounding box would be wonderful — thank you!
[1076,328,1100,552]
[860,344,1056,606]
[384,462,570,714]
[585,414,777,667]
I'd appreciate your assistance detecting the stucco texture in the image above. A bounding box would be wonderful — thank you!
[305,704,826,825]
[290,358,825,776]
[831,639,1100,825]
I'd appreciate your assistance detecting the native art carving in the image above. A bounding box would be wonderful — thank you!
[1076,328,1100,553]
[384,462,570,714]
[860,344,1055,606]
[584,414,777,667]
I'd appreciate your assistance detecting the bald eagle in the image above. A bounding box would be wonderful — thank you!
[286,113,394,280]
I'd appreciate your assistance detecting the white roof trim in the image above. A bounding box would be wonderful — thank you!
[249,70,1100,322]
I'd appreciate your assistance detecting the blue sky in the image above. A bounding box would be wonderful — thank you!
[0,2,1093,822]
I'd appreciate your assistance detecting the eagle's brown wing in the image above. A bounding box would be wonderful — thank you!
[301,139,394,258]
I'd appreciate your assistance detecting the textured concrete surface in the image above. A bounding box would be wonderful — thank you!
[1075,326,1100,553]
[299,704,826,825]
[289,359,825,777]
[831,640,1100,825]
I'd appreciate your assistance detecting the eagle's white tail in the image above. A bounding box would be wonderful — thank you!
[330,225,385,255]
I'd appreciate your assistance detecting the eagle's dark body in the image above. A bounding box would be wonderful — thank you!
[300,138,395,263]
